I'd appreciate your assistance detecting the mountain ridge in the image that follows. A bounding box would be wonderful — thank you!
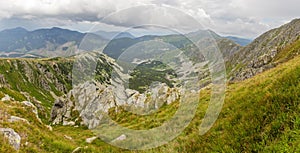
[228,18,300,81]
[0,18,300,152]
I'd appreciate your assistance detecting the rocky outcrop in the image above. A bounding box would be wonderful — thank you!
[51,73,179,129]
[232,53,276,81]
[229,19,300,81]
[51,97,72,124]
[50,53,186,129]
[35,62,70,94]
[51,80,181,129]
[0,128,21,150]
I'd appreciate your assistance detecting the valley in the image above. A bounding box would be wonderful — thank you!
[0,18,300,152]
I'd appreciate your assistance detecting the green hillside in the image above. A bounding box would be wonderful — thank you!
[1,19,300,152]
[1,47,300,152]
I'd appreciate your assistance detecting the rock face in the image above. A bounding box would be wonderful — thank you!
[229,19,300,81]
[50,54,181,129]
[0,128,21,150]
[51,80,180,129]
[51,97,72,124]
[35,62,70,94]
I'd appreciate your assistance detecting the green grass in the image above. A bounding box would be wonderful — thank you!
[0,58,73,122]
[274,39,300,63]
[1,53,300,152]
[109,53,300,152]
[0,134,16,153]
[108,101,180,130]
[0,100,126,153]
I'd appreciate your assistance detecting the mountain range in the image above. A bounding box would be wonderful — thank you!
[0,19,300,152]
[0,27,248,59]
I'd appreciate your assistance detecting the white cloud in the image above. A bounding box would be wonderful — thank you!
[0,0,117,20]
[0,0,299,38]
[101,5,203,32]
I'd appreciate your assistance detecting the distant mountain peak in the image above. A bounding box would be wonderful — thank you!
[2,27,28,33]
[225,36,252,46]
[94,30,135,39]
[50,27,63,30]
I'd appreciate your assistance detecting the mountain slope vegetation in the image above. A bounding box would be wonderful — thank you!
[1,19,300,152]
[0,46,300,152]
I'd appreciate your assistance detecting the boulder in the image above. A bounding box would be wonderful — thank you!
[0,128,21,150]
[21,101,41,122]
[64,135,73,140]
[46,125,53,131]
[86,136,97,143]
[63,121,75,126]
[112,134,127,142]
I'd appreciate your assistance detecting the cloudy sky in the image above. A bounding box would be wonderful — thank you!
[0,0,299,38]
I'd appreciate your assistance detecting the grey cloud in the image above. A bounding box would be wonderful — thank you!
[0,0,299,38]
[101,5,204,32]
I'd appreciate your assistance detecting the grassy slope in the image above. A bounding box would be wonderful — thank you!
[0,100,126,153]
[1,52,300,152]
[110,52,300,152]
[0,58,73,123]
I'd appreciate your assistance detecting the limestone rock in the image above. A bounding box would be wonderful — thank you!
[112,134,127,142]
[50,54,181,129]
[72,147,82,153]
[51,81,181,129]
[8,116,30,124]
[46,125,53,131]
[63,121,75,126]
[0,128,21,150]
[86,136,97,143]
[64,135,73,140]
[51,97,69,124]
[21,101,41,123]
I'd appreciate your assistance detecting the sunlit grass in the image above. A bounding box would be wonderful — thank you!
[1,50,300,152]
